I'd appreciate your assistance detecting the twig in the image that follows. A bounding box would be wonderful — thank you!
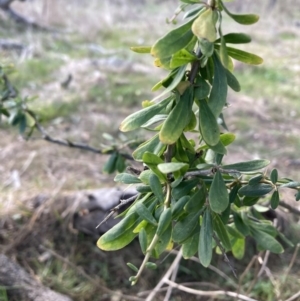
[163,279,259,301]
[163,258,179,301]
[281,243,300,284]
[39,246,144,301]
[26,109,133,160]
[213,233,237,278]
[145,248,183,301]
[257,250,270,278]
[95,194,139,229]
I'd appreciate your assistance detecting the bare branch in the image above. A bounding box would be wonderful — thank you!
[25,109,133,160]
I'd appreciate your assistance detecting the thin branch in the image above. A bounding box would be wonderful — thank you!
[95,194,139,229]
[26,109,133,160]
[145,248,183,301]
[163,279,259,301]
[285,291,300,301]
[257,250,271,278]
[282,243,300,284]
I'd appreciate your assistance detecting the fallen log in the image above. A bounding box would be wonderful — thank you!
[0,254,73,301]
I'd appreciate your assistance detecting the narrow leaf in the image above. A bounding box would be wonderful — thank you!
[149,174,165,203]
[239,184,273,197]
[182,232,199,259]
[158,162,189,174]
[199,209,213,267]
[213,213,231,250]
[130,46,152,53]
[136,202,157,226]
[225,69,241,92]
[209,170,229,213]
[222,159,270,172]
[215,33,251,44]
[114,173,141,184]
[226,46,263,65]
[208,53,228,117]
[270,190,280,209]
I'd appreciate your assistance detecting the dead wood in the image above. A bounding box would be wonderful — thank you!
[0,254,73,301]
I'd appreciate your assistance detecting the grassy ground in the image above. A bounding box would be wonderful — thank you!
[1,0,300,300]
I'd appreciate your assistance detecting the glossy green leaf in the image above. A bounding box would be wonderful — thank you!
[208,53,228,117]
[114,173,141,184]
[194,75,211,100]
[233,213,249,236]
[160,87,194,144]
[172,178,199,200]
[133,134,165,161]
[184,185,206,213]
[199,98,220,146]
[154,223,172,256]
[170,49,197,69]
[226,46,263,65]
[215,33,251,44]
[130,46,152,53]
[158,162,189,174]
[149,174,165,203]
[136,202,157,226]
[151,18,195,59]
[199,209,213,267]
[209,170,229,213]
[225,68,241,92]
[222,159,270,172]
[182,231,199,259]
[173,210,201,243]
[97,213,139,251]
[139,228,148,254]
[156,208,172,236]
[120,97,170,132]
[220,2,259,25]
[239,183,273,197]
[270,169,278,184]
[172,196,190,218]
[142,152,167,182]
[250,228,284,254]
[270,190,280,209]
[213,213,231,250]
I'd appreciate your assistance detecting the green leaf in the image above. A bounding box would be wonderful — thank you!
[130,46,152,53]
[207,53,228,118]
[149,174,165,203]
[225,69,241,92]
[194,75,211,100]
[215,33,251,44]
[172,178,199,200]
[222,159,270,172]
[270,169,278,184]
[182,231,199,259]
[199,98,220,146]
[154,223,172,256]
[233,213,250,236]
[225,46,263,65]
[145,262,158,270]
[127,262,139,272]
[281,181,300,189]
[159,87,194,144]
[136,202,157,226]
[120,96,171,132]
[170,49,197,69]
[158,162,189,174]
[172,196,190,218]
[156,208,172,237]
[213,213,231,250]
[114,173,141,184]
[199,209,213,267]
[103,152,118,174]
[249,175,263,185]
[139,170,156,185]
[151,18,195,59]
[220,2,259,25]
[231,238,245,259]
[142,152,167,182]
[18,113,27,134]
[173,210,201,243]
[270,190,280,209]
[97,213,139,251]
[133,134,166,161]
[139,228,148,254]
[250,228,284,254]
[239,183,273,197]
[184,185,206,213]
[209,170,229,213]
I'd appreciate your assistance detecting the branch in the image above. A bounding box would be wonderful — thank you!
[25,109,133,160]
[279,201,300,216]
